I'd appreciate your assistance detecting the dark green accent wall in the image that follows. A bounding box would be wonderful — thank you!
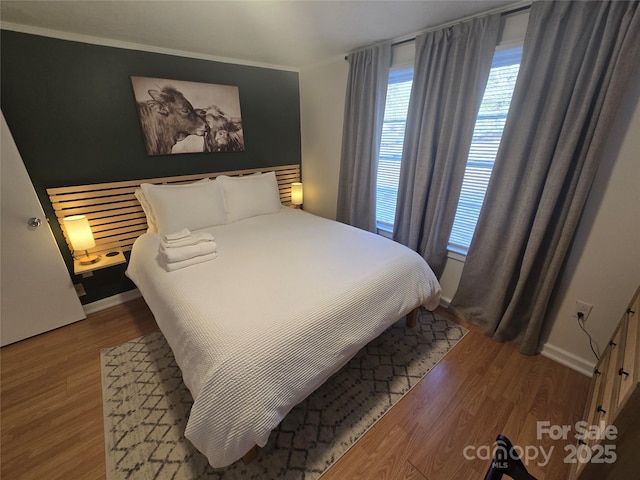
[1,29,302,303]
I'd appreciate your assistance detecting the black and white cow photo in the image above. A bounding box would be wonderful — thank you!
[130,76,245,156]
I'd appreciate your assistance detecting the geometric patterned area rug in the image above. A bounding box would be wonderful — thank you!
[101,309,467,480]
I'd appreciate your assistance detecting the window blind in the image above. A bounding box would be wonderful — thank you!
[376,67,413,231]
[448,46,522,252]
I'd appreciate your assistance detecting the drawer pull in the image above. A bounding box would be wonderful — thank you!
[578,439,587,446]
[628,308,636,314]
[619,368,630,377]
[609,340,617,347]
[596,405,607,414]
[594,368,601,375]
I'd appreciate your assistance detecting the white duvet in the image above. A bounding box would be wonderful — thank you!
[126,207,441,468]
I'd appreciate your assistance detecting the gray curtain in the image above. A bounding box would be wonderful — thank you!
[450,1,640,355]
[393,14,500,277]
[336,43,391,232]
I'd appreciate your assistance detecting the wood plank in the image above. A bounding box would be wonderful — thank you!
[242,445,258,464]
[51,199,142,215]
[406,308,419,328]
[89,211,147,226]
[48,185,140,202]
[90,218,148,233]
[50,193,138,210]
[53,205,145,221]
[91,223,148,237]
[322,309,590,480]
[0,297,158,480]
[0,301,589,480]
[46,164,300,256]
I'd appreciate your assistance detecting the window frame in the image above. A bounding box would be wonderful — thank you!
[375,65,414,236]
[373,35,526,255]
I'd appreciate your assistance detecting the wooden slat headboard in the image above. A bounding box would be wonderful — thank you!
[47,164,301,254]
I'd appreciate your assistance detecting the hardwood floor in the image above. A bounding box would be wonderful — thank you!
[0,298,589,479]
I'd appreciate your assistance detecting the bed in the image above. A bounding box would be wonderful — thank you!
[47,165,441,468]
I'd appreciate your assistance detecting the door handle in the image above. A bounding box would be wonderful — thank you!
[28,217,42,228]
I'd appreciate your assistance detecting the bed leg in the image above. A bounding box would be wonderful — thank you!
[243,445,258,464]
[406,308,419,328]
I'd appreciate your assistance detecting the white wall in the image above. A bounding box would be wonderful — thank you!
[299,48,640,377]
[299,58,349,220]
[540,69,640,376]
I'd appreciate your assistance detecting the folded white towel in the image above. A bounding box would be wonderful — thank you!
[161,252,218,272]
[160,232,215,249]
[163,228,191,243]
[160,241,218,263]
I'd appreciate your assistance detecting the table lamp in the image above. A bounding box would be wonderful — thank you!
[63,215,101,264]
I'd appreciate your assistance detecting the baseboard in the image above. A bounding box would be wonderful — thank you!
[540,342,595,378]
[436,298,594,377]
[83,289,141,315]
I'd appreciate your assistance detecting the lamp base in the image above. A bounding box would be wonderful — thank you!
[77,253,101,265]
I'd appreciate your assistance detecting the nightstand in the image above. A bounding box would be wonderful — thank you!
[74,246,126,276]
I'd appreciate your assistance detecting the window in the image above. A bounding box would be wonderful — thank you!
[448,46,522,253]
[375,67,413,232]
[374,46,522,249]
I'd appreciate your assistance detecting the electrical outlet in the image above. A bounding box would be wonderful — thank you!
[576,300,593,322]
[74,283,86,297]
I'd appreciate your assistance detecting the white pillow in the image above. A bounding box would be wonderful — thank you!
[218,171,282,222]
[139,179,227,235]
[134,188,158,232]
[135,178,213,233]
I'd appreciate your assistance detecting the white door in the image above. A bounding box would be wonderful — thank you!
[1,112,86,346]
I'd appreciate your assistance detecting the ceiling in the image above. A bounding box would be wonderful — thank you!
[1,0,516,69]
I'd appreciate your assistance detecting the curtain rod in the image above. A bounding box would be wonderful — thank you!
[345,2,531,60]
[393,4,531,48]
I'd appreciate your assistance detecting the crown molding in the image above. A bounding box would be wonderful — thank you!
[1,21,299,73]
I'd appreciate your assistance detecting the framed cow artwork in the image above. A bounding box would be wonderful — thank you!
[130,76,245,156]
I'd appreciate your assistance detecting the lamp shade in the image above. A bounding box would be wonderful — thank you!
[291,182,303,206]
[63,215,96,251]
